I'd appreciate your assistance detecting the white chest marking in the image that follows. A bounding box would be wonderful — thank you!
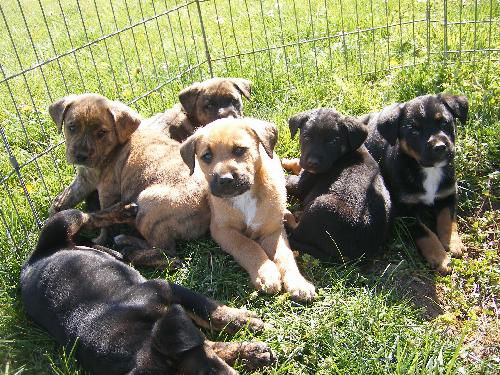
[231,191,259,230]
[421,166,443,205]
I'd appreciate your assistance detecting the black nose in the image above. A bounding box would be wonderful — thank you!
[75,153,88,163]
[432,143,446,156]
[306,157,320,169]
[217,173,234,185]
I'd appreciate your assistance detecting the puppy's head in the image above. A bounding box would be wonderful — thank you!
[374,94,468,167]
[180,118,277,198]
[179,77,251,126]
[289,109,368,174]
[49,94,141,169]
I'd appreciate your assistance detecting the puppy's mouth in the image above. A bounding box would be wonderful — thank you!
[209,177,251,198]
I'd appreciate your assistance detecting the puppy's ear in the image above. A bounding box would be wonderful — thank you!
[230,78,252,100]
[48,95,79,132]
[288,110,312,139]
[108,101,142,144]
[376,103,403,145]
[343,116,368,151]
[440,94,468,124]
[180,133,199,175]
[179,82,201,116]
[250,119,278,159]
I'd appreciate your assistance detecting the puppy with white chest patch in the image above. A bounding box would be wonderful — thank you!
[181,118,316,302]
[362,94,468,274]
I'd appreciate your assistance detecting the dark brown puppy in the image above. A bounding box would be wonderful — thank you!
[140,77,251,142]
[21,204,273,375]
[362,94,468,274]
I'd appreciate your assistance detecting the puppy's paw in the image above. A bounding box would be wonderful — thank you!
[281,158,301,175]
[448,235,466,258]
[282,273,316,302]
[429,255,452,276]
[253,262,282,295]
[238,342,275,371]
[92,228,109,245]
[49,194,66,216]
[210,306,265,334]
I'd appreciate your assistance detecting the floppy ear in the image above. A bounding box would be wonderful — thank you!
[108,100,142,144]
[230,78,252,100]
[180,133,199,175]
[439,94,468,124]
[288,110,313,139]
[250,119,278,159]
[48,95,79,132]
[179,82,201,115]
[376,103,403,145]
[343,116,368,150]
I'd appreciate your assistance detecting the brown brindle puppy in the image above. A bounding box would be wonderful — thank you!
[49,93,210,266]
[180,118,316,302]
[140,77,251,142]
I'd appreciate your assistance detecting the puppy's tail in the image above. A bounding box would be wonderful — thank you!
[33,209,89,259]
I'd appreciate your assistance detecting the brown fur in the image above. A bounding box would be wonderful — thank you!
[399,139,422,162]
[436,207,465,258]
[415,222,451,275]
[49,94,210,266]
[281,158,302,175]
[140,77,251,142]
[181,118,316,302]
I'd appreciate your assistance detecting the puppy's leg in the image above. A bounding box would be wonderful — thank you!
[435,197,465,258]
[260,229,316,302]
[206,341,274,371]
[211,224,282,294]
[281,158,301,175]
[170,284,265,335]
[86,202,138,228]
[413,221,451,275]
[49,168,98,215]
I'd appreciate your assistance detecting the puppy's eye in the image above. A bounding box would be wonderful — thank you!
[233,146,247,156]
[232,98,240,107]
[67,125,76,133]
[205,102,214,110]
[96,130,107,139]
[201,151,213,163]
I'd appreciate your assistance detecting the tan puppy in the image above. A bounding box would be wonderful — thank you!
[180,118,316,302]
[49,94,210,266]
[140,77,251,142]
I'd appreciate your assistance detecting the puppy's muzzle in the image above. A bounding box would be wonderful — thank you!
[209,172,250,198]
[421,138,453,167]
[217,106,241,119]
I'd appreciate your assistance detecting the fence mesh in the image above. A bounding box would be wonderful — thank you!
[0,0,498,258]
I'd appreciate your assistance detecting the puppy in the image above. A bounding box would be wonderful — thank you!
[282,109,392,263]
[49,94,210,266]
[21,204,273,375]
[180,118,316,302]
[140,77,251,141]
[362,94,468,274]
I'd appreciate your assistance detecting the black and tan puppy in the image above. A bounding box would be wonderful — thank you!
[283,109,392,263]
[362,94,468,274]
[141,77,251,141]
[21,204,273,375]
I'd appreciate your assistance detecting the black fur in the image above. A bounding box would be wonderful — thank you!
[286,109,392,262]
[20,210,238,374]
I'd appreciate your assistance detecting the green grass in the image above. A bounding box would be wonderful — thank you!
[0,0,498,374]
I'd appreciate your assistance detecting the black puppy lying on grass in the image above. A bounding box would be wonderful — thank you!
[282,109,392,263]
[20,203,273,375]
[362,94,468,275]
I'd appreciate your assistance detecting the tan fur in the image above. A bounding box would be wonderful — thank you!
[436,207,465,258]
[415,223,451,275]
[281,158,302,175]
[49,94,210,266]
[140,77,251,142]
[181,119,316,301]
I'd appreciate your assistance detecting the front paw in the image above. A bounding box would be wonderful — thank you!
[448,235,466,258]
[49,193,67,216]
[429,255,452,276]
[253,261,282,294]
[238,342,275,371]
[211,306,265,334]
[282,273,316,302]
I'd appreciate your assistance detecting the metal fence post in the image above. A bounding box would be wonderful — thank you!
[195,0,213,78]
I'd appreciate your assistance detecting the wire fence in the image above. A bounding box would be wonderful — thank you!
[0,0,498,258]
